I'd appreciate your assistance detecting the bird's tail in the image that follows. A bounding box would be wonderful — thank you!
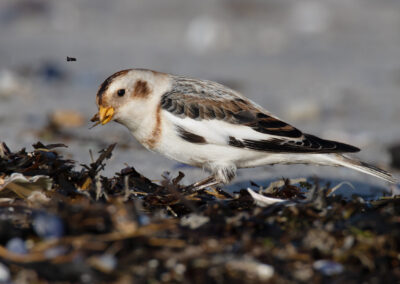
[321,154,397,184]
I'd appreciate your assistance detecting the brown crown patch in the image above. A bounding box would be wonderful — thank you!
[133,80,151,98]
[97,69,131,105]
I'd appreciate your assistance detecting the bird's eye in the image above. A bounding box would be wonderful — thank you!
[117,89,125,97]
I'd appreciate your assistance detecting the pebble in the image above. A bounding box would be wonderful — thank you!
[0,263,10,282]
[180,213,209,229]
[32,212,64,239]
[227,259,274,281]
[6,237,27,254]
[313,259,344,276]
[88,253,117,273]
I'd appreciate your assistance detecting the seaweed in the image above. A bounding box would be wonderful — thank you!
[0,142,398,283]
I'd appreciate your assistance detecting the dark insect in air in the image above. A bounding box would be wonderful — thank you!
[66,57,77,62]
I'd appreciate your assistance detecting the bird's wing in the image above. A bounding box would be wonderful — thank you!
[161,77,359,153]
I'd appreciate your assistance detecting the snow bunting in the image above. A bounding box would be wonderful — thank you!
[91,68,396,189]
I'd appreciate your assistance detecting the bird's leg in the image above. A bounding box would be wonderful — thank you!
[186,165,236,191]
[187,176,220,191]
[192,176,214,187]
[194,179,221,191]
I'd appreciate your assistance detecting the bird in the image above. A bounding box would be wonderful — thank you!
[91,68,396,190]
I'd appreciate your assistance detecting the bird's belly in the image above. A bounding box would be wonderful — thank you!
[152,137,267,169]
[133,126,332,170]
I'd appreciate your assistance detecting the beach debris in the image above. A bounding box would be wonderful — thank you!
[32,212,65,239]
[0,141,398,283]
[180,213,209,229]
[0,173,52,199]
[313,260,344,276]
[0,69,30,99]
[247,188,286,207]
[49,109,85,129]
[0,263,10,283]
[226,259,274,281]
[5,238,27,255]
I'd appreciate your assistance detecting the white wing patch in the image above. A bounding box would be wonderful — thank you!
[164,110,282,146]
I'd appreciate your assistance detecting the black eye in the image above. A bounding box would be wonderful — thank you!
[117,89,125,97]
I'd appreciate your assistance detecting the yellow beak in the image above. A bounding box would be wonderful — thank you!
[98,106,115,125]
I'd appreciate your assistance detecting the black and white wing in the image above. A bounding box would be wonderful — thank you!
[161,76,360,153]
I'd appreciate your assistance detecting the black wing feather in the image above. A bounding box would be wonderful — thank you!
[230,134,360,153]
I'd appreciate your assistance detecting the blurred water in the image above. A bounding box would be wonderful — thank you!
[0,0,399,192]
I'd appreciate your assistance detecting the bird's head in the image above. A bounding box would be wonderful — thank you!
[91,69,161,127]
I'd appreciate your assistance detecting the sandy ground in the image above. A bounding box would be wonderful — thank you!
[1,0,399,195]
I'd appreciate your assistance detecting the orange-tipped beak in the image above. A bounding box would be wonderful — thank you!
[98,106,115,125]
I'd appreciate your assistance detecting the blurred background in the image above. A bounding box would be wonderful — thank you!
[0,0,399,192]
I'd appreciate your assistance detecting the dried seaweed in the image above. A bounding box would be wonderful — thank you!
[0,141,398,283]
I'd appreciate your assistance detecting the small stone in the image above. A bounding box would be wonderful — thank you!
[174,263,186,275]
[33,212,64,239]
[313,260,344,276]
[27,191,51,204]
[44,246,67,259]
[148,259,159,269]
[0,262,10,282]
[180,213,209,229]
[6,237,27,254]
[89,254,117,273]
[227,259,274,281]
[138,215,150,226]
[0,70,24,99]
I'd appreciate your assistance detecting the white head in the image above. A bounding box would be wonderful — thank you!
[93,69,166,126]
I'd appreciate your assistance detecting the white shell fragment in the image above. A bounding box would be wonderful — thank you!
[247,188,286,207]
